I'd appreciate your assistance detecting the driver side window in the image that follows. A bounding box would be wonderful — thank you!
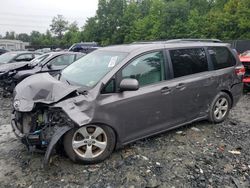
[49,54,75,66]
[15,54,33,61]
[122,51,165,87]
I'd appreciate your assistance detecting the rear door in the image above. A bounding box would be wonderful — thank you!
[167,47,217,123]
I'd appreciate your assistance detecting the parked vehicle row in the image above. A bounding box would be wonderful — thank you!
[0,48,8,55]
[10,40,244,165]
[0,52,84,92]
[0,51,41,64]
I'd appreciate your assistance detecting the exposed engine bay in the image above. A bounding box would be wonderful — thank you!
[13,107,73,149]
[12,106,74,165]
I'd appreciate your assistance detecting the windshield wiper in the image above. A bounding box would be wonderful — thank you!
[58,72,71,85]
[65,79,71,85]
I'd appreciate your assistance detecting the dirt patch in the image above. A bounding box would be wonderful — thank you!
[0,90,249,188]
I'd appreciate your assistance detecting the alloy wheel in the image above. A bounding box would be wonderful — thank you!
[213,97,229,120]
[72,125,107,159]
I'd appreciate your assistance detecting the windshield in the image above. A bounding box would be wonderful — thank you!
[0,53,17,63]
[61,50,128,87]
[30,54,50,66]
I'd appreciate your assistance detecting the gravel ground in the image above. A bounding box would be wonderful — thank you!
[0,90,249,188]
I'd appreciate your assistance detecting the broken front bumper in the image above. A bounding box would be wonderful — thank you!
[11,112,46,147]
[11,110,73,166]
[11,114,24,138]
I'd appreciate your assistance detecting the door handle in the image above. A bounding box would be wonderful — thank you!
[176,83,186,90]
[161,87,171,94]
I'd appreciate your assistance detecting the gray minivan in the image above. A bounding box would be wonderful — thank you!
[11,40,244,165]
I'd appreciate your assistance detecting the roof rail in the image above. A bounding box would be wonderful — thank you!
[132,39,222,44]
[132,41,165,44]
[165,39,222,43]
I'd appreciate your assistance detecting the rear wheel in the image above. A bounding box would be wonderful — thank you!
[63,124,116,164]
[208,92,232,123]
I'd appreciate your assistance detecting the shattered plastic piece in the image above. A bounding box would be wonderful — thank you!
[191,127,201,132]
[141,156,149,161]
[176,131,183,135]
[200,168,204,174]
[228,150,241,155]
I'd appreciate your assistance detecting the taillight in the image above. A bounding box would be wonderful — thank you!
[235,65,245,76]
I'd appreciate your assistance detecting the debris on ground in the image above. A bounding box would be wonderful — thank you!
[0,89,249,187]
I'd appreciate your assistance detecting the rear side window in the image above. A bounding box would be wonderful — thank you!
[170,48,208,78]
[208,47,236,70]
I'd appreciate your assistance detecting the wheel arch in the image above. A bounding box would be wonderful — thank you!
[63,122,121,149]
[220,89,233,108]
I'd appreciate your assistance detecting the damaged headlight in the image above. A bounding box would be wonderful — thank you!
[13,99,35,112]
[13,99,21,110]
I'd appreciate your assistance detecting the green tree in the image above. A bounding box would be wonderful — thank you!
[5,31,16,40]
[62,22,81,46]
[17,33,30,42]
[30,31,42,45]
[50,15,69,39]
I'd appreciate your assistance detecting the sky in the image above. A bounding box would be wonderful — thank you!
[0,0,99,36]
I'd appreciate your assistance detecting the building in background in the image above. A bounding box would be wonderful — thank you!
[0,39,29,51]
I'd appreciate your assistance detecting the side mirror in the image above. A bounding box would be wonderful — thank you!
[46,63,52,69]
[119,78,139,92]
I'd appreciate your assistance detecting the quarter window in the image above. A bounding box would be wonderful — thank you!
[170,48,208,78]
[208,47,236,70]
[122,51,165,87]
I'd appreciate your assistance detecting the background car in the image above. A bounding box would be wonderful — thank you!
[68,42,99,53]
[0,49,8,55]
[239,50,250,90]
[0,51,41,65]
[1,52,85,92]
[35,48,51,54]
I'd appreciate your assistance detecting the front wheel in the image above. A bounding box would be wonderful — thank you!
[63,124,116,164]
[208,92,232,123]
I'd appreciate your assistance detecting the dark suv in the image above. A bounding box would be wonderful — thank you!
[68,42,99,53]
[11,40,244,165]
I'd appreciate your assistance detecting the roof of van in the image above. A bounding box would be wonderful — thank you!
[99,41,230,53]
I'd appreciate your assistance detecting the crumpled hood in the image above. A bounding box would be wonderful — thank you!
[13,66,41,79]
[0,61,30,72]
[14,73,81,112]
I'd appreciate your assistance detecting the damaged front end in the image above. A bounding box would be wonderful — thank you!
[11,106,74,165]
[0,62,34,93]
[11,73,83,166]
[12,106,73,147]
[0,70,18,92]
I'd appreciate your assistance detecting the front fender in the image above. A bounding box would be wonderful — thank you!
[43,125,72,167]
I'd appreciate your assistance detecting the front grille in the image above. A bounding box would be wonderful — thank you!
[242,62,250,77]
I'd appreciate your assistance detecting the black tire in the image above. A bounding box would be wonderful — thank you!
[208,92,232,123]
[63,124,116,164]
